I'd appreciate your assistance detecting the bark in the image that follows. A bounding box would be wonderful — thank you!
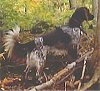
[92,0,98,24]
[79,1,100,90]
[69,0,77,9]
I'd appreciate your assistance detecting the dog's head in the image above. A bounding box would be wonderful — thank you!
[75,7,94,21]
[68,7,94,28]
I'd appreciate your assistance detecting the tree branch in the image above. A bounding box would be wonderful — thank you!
[28,49,94,91]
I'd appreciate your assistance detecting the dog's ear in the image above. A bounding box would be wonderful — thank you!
[75,7,94,20]
[75,7,88,15]
[74,7,86,19]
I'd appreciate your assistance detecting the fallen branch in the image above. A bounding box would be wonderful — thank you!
[28,49,94,91]
[56,66,82,85]
[78,56,87,90]
[28,62,75,91]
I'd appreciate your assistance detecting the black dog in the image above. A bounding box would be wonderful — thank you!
[42,7,94,59]
[4,7,94,76]
[4,7,94,62]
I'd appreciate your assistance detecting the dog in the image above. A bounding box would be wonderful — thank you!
[41,7,94,60]
[24,45,48,78]
[3,7,94,79]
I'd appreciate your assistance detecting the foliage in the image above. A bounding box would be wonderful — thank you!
[0,0,73,31]
[0,0,92,31]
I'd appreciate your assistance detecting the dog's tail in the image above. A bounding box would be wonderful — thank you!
[4,25,20,58]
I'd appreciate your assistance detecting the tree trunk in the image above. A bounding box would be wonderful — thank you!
[80,1,100,90]
[69,0,77,9]
[92,0,98,24]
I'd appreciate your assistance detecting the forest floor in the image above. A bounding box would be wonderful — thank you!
[0,30,98,91]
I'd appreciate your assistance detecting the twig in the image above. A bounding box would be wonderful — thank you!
[76,48,94,63]
[77,56,87,90]
[65,81,67,91]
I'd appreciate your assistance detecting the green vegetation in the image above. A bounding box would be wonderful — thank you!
[0,0,92,31]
